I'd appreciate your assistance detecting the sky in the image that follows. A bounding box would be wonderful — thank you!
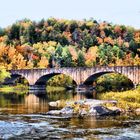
[0,0,140,29]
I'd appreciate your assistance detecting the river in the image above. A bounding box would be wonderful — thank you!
[0,89,140,140]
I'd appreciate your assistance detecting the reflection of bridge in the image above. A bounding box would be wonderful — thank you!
[5,66,140,88]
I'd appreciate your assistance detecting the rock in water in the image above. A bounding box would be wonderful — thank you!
[60,107,73,115]
[47,99,120,117]
[83,99,117,107]
[49,100,61,107]
[46,107,73,115]
[46,110,61,115]
[89,105,120,116]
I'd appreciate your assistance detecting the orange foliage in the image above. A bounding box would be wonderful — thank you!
[0,37,4,42]
[32,54,39,60]
[97,37,103,44]
[20,21,32,29]
[63,31,72,41]
[99,22,107,30]
[114,26,121,34]
[68,46,77,61]
[104,37,114,45]
[7,47,16,60]
[0,44,7,57]
[100,30,105,38]
[116,37,124,46]
[134,31,140,44]
[16,45,33,60]
[85,46,98,67]
[122,53,134,66]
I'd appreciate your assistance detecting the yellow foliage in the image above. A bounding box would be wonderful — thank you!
[47,41,57,47]
[11,53,26,69]
[38,56,49,68]
[46,26,53,31]
[26,60,34,69]
[8,47,16,60]
[0,43,7,57]
[86,21,94,27]
[133,55,140,65]
[20,21,32,29]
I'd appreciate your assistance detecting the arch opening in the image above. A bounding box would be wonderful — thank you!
[35,73,77,89]
[84,72,112,85]
[84,72,134,92]
[3,74,29,85]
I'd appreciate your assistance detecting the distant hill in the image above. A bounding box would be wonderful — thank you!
[0,18,140,69]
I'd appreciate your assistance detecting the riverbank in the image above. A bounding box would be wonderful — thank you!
[98,86,140,114]
[0,85,66,94]
[0,84,28,94]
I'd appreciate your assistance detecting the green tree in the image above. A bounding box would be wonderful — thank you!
[54,44,63,67]
[8,24,20,40]
[0,66,10,83]
[0,27,5,36]
[26,24,37,44]
[77,51,85,66]
[61,47,73,67]
[129,40,138,57]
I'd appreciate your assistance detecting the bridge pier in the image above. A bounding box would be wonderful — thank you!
[76,84,95,93]
[29,85,46,91]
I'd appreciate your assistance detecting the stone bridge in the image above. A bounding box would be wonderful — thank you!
[5,66,140,89]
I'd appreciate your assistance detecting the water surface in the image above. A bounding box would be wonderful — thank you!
[0,89,140,140]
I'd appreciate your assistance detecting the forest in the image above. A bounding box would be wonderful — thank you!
[0,18,140,70]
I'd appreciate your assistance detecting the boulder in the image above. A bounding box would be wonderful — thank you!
[60,106,73,115]
[135,108,140,115]
[49,100,61,107]
[108,106,124,113]
[89,105,120,116]
[47,107,73,115]
[46,110,61,115]
[83,99,117,107]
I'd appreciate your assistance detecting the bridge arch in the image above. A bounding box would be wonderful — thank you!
[34,72,78,86]
[83,71,134,87]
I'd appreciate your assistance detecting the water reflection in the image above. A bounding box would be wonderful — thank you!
[25,93,49,114]
[0,89,97,114]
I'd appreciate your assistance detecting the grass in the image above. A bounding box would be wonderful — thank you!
[98,86,140,111]
[0,85,66,94]
[0,84,28,94]
[46,86,66,92]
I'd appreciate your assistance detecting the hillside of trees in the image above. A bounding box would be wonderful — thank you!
[0,18,140,69]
